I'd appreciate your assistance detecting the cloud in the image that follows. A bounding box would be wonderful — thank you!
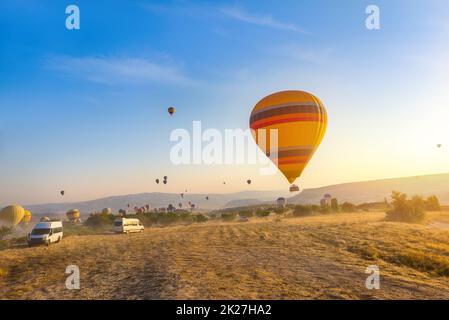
[219,6,308,34]
[144,2,308,35]
[45,55,192,85]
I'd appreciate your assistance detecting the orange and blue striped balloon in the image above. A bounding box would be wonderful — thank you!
[250,90,327,185]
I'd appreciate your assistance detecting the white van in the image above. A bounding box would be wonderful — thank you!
[28,221,63,246]
[114,218,144,234]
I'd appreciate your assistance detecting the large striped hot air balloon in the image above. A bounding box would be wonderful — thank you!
[22,210,32,224]
[250,91,327,190]
[0,205,25,226]
[66,209,80,222]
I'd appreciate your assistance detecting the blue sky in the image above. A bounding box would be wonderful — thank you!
[1,0,448,205]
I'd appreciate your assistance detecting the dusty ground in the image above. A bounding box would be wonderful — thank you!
[1,211,449,300]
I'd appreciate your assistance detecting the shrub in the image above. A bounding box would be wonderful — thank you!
[385,191,426,223]
[256,209,271,217]
[193,214,208,223]
[0,226,12,241]
[293,205,313,217]
[239,210,253,218]
[341,202,357,213]
[221,212,237,221]
[425,195,441,211]
[84,212,115,227]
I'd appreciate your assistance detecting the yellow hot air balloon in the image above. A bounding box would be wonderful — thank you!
[0,205,25,226]
[250,90,327,188]
[22,210,32,224]
[66,209,80,222]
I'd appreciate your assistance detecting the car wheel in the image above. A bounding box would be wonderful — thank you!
[57,237,61,243]
[46,240,50,246]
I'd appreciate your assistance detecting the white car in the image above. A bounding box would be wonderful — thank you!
[114,218,144,234]
[28,221,63,246]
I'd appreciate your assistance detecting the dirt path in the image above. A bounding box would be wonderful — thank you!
[1,213,449,300]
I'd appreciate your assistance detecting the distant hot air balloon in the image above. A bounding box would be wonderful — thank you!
[179,203,182,208]
[181,193,184,198]
[145,204,150,211]
[223,182,226,185]
[127,203,130,208]
[250,90,327,191]
[60,190,65,196]
[163,180,167,185]
[156,179,160,184]
[324,194,332,200]
[247,179,252,185]
[168,107,175,116]
[437,144,442,148]
[66,209,80,222]
[276,197,286,208]
[102,208,112,215]
[0,205,25,226]
[206,196,209,200]
[22,210,32,224]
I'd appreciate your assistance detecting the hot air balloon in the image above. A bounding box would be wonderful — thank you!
[156,179,160,184]
[223,182,226,185]
[127,203,130,208]
[168,107,175,116]
[60,190,65,196]
[437,144,442,148]
[276,197,286,208]
[22,210,32,224]
[181,193,184,198]
[102,208,112,215]
[247,179,252,185]
[145,204,150,211]
[163,176,168,180]
[179,203,182,208]
[206,196,209,200]
[66,209,80,222]
[324,194,332,200]
[163,180,167,185]
[0,205,25,226]
[250,90,327,191]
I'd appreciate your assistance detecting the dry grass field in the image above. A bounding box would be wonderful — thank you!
[1,211,449,300]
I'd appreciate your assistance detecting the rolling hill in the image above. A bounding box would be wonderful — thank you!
[289,173,449,205]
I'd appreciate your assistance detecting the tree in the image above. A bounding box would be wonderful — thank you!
[425,195,441,211]
[341,202,357,213]
[385,191,426,223]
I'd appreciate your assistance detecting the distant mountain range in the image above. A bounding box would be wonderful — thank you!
[23,190,289,216]
[20,173,449,215]
[289,173,449,205]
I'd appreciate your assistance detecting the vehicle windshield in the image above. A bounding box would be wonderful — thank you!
[114,221,122,226]
[31,228,51,235]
